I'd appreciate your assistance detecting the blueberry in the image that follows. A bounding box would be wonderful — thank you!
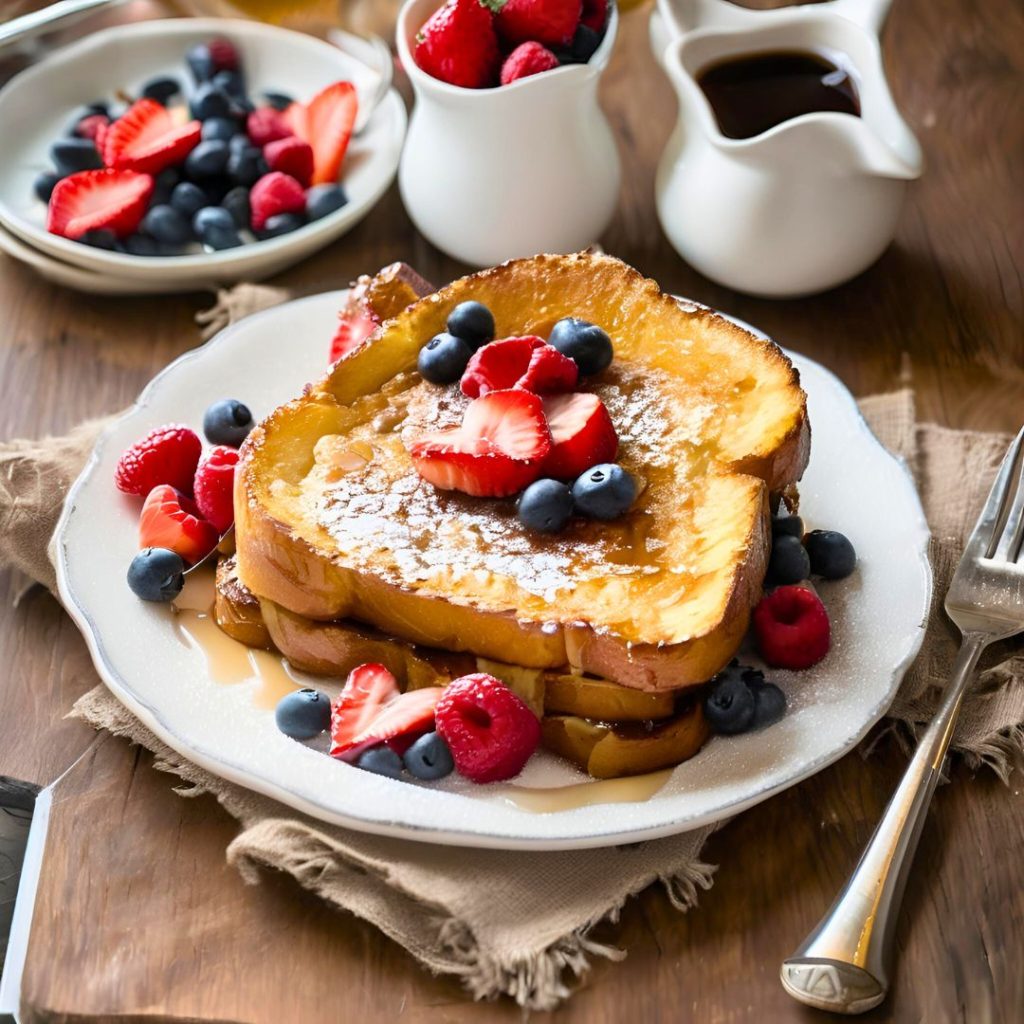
[417,333,473,384]
[83,100,110,117]
[123,233,161,256]
[127,547,186,602]
[186,43,215,82]
[772,513,803,539]
[305,183,348,221]
[33,170,61,203]
[170,181,206,219]
[258,212,304,239]
[229,132,253,155]
[190,83,232,121]
[229,96,255,118]
[548,317,613,375]
[212,69,246,98]
[446,301,495,350]
[51,138,102,175]
[517,479,574,533]
[226,144,266,186]
[805,530,857,580]
[263,91,294,111]
[142,204,191,246]
[152,167,181,205]
[203,398,253,446]
[201,116,240,142]
[185,139,230,179]
[703,668,756,735]
[199,175,233,204]
[274,688,331,740]
[79,228,120,250]
[403,732,454,780]
[571,463,636,520]
[767,534,810,585]
[356,746,404,779]
[193,206,242,250]
[221,186,251,229]
[141,75,181,104]
[568,24,602,62]
[749,677,787,730]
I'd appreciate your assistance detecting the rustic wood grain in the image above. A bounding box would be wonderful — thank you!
[0,0,1021,1021]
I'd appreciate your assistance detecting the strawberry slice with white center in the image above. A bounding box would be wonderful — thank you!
[329,302,379,363]
[102,98,202,175]
[329,663,400,758]
[46,169,154,240]
[461,336,578,398]
[409,389,552,498]
[283,81,358,186]
[333,687,445,763]
[541,392,619,480]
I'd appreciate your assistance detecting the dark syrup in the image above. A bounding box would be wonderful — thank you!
[697,51,860,140]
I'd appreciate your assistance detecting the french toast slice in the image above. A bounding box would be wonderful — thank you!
[235,253,809,693]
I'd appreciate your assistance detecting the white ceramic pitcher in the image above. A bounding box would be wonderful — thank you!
[652,0,924,297]
[396,0,621,267]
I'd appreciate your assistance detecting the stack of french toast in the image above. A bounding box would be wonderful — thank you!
[218,252,809,778]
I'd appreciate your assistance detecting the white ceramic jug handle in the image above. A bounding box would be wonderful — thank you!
[826,0,894,33]
[655,0,753,39]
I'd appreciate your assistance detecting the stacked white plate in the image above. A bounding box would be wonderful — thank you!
[0,18,406,295]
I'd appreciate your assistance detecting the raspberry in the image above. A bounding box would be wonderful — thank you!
[500,42,560,85]
[435,673,540,783]
[753,585,831,670]
[246,107,292,148]
[193,445,238,534]
[115,424,202,497]
[249,171,305,232]
[263,136,314,188]
[208,37,239,72]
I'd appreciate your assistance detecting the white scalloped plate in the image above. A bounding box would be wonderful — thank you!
[55,292,931,849]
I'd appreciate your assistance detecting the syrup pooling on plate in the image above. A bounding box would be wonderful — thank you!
[500,768,673,813]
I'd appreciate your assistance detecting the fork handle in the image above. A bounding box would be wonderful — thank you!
[780,631,988,1014]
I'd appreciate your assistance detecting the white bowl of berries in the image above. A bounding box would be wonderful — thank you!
[0,18,406,291]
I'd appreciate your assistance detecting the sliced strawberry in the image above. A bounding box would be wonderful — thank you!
[461,337,577,398]
[541,392,618,479]
[249,171,306,232]
[102,98,201,175]
[138,485,218,566]
[263,136,314,188]
[329,303,379,363]
[333,687,444,763]
[246,106,293,147]
[46,169,154,240]
[283,81,357,186]
[409,389,551,498]
[329,663,401,758]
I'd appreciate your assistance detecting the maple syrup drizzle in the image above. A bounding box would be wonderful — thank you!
[502,768,672,813]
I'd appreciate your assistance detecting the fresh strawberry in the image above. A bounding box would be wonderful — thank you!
[496,0,581,47]
[138,485,218,566]
[333,688,444,763]
[74,113,109,142]
[101,98,201,176]
[249,171,306,232]
[246,107,293,148]
[208,36,239,72]
[414,0,501,89]
[329,304,380,363]
[540,392,618,479]
[580,0,607,31]
[282,81,358,186]
[329,663,401,758]
[753,585,831,670]
[263,136,314,188]
[409,389,551,497]
[46,169,154,240]
[500,41,560,85]
[193,445,238,534]
[435,673,540,783]
[461,337,578,398]
[115,424,202,496]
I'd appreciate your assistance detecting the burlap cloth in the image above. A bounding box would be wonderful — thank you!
[2,286,1023,1010]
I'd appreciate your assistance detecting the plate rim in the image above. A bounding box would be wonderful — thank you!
[0,18,406,280]
[54,291,933,850]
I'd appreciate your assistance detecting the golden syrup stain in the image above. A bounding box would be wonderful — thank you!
[173,603,303,709]
[502,768,672,813]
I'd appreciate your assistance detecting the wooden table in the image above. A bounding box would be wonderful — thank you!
[1,0,1021,1020]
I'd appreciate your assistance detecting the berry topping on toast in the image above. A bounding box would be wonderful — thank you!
[540,391,617,479]
[460,336,578,397]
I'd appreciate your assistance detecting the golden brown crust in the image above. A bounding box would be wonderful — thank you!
[214,556,272,649]
[235,253,808,694]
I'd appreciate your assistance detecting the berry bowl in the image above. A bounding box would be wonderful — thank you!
[0,18,406,291]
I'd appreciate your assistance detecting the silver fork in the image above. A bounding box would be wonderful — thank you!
[780,425,1024,1014]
